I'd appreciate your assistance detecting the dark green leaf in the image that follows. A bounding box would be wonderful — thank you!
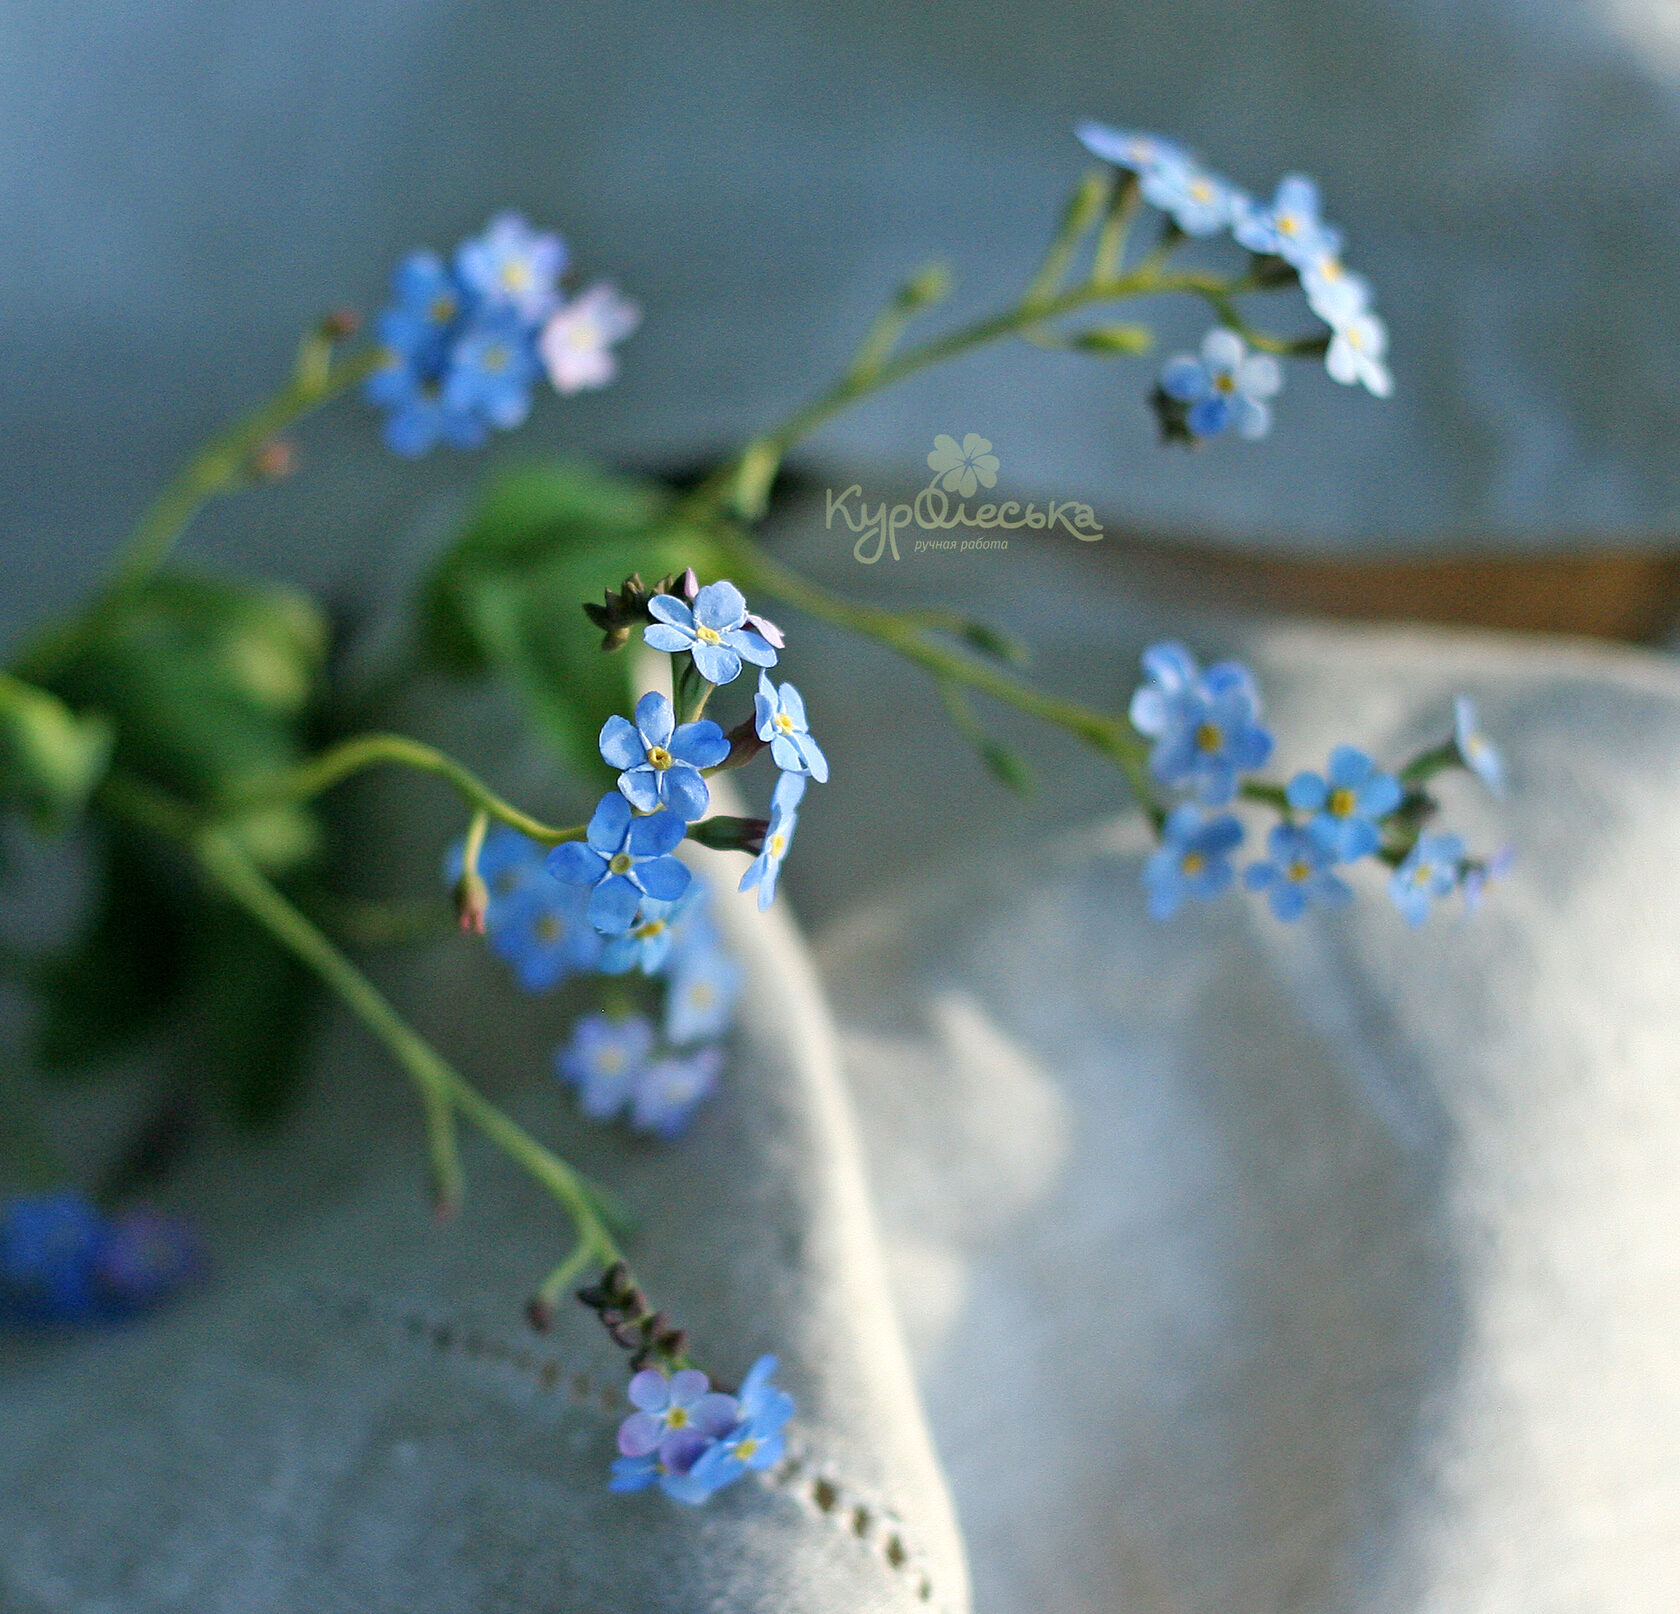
[0,672,112,832]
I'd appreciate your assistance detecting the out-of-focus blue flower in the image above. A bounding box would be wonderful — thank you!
[1286,745,1403,862]
[1129,641,1273,805]
[1234,174,1341,267]
[1244,824,1354,921]
[1462,844,1515,915]
[454,212,566,324]
[739,773,804,911]
[1325,309,1393,398]
[2,1191,202,1324]
[1140,159,1244,238]
[1389,833,1465,926]
[643,581,779,687]
[540,283,641,394]
[555,1013,656,1120]
[599,883,712,977]
[1143,805,1244,919]
[364,359,491,458]
[665,944,743,1045]
[689,1355,796,1492]
[1297,246,1372,330]
[371,250,463,372]
[547,794,690,935]
[1454,696,1505,796]
[487,879,603,991]
[753,674,828,782]
[600,692,729,822]
[632,1046,724,1139]
[441,311,542,430]
[614,1366,740,1501]
[1159,329,1282,440]
[1074,122,1189,179]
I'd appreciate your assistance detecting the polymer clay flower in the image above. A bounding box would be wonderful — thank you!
[631,1047,724,1139]
[1244,823,1354,921]
[454,212,566,324]
[643,580,779,686]
[1287,744,1402,862]
[738,772,804,911]
[1142,805,1244,919]
[546,793,690,934]
[539,283,641,394]
[600,691,729,822]
[1129,641,1274,805]
[1389,833,1465,926]
[926,433,999,497]
[1233,174,1341,267]
[555,1012,656,1120]
[753,674,829,782]
[1159,329,1282,440]
[1454,696,1505,796]
[1325,309,1393,398]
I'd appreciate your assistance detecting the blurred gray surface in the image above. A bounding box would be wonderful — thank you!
[5,0,1680,663]
[812,621,1680,1612]
[0,821,970,1613]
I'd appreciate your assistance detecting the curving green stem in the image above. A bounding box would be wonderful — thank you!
[111,343,383,592]
[218,732,587,846]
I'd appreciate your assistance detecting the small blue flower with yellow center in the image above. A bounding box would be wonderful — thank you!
[754,674,828,782]
[613,1367,741,1503]
[1074,122,1189,179]
[1143,805,1244,919]
[441,310,541,431]
[739,773,804,911]
[1454,696,1505,797]
[1141,158,1244,238]
[487,879,603,991]
[454,212,566,325]
[689,1355,796,1493]
[555,1013,655,1120]
[1159,329,1282,441]
[643,581,779,687]
[1287,745,1402,862]
[1234,174,1341,268]
[631,1046,724,1139]
[1244,824,1354,921]
[665,944,743,1045]
[599,883,711,977]
[600,691,729,822]
[1129,641,1274,805]
[547,794,690,935]
[1389,833,1465,926]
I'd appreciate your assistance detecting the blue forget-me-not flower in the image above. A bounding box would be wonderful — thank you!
[643,581,779,687]
[540,283,642,394]
[689,1355,796,1492]
[631,1047,724,1139]
[454,212,566,325]
[1389,833,1465,926]
[1287,745,1403,862]
[739,772,804,911]
[599,882,713,977]
[1234,174,1341,267]
[1454,696,1505,796]
[665,943,743,1045]
[1129,642,1274,805]
[1159,329,1282,441]
[555,1013,656,1120]
[1074,122,1189,179]
[547,794,690,935]
[1245,823,1354,921]
[1143,805,1244,919]
[601,691,730,822]
[754,674,828,782]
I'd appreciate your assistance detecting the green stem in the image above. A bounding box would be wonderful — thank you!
[710,524,1162,817]
[111,346,382,592]
[218,732,587,846]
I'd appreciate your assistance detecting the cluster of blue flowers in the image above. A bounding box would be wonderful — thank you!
[1133,643,1506,926]
[1,1190,201,1325]
[365,213,639,457]
[611,1354,795,1504]
[1075,121,1392,442]
[449,576,826,1141]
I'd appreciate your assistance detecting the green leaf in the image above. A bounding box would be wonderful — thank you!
[421,461,722,776]
[0,672,112,832]
[34,834,195,1073]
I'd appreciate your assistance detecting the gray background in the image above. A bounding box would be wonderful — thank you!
[5,0,1680,662]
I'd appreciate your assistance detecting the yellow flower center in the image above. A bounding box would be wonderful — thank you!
[1288,860,1311,882]
[1189,179,1214,203]
[734,1437,760,1463]
[635,919,668,940]
[429,295,456,323]
[768,833,786,858]
[689,982,714,1009]
[535,914,560,942]
[1277,213,1300,237]
[500,260,533,292]
[1181,851,1206,876]
[1328,787,1357,818]
[598,1047,623,1073]
[482,344,508,373]
[774,711,795,734]
[666,1405,688,1428]
[608,852,634,875]
[1214,372,1236,394]
[648,745,673,770]
[695,624,723,645]
[494,871,520,895]
[1195,722,1223,753]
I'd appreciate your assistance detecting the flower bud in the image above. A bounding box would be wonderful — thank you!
[526,1294,555,1332]
[687,815,769,856]
[452,869,489,935]
[250,438,297,481]
[320,307,361,341]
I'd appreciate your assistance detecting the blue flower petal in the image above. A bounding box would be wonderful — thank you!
[617,767,664,813]
[588,875,644,934]
[637,855,692,903]
[634,691,675,748]
[647,595,696,631]
[727,627,779,668]
[547,841,607,885]
[643,622,694,654]
[599,714,645,771]
[662,766,711,823]
[690,640,743,685]
[628,809,687,858]
[1288,771,1327,812]
[693,580,747,632]
[586,791,634,854]
[669,720,729,768]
